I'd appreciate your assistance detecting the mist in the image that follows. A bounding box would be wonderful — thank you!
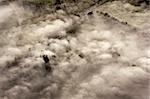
[0,0,149,99]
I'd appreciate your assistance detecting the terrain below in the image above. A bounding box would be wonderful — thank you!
[0,1,149,99]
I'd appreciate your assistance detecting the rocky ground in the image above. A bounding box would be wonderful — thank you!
[0,0,149,99]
